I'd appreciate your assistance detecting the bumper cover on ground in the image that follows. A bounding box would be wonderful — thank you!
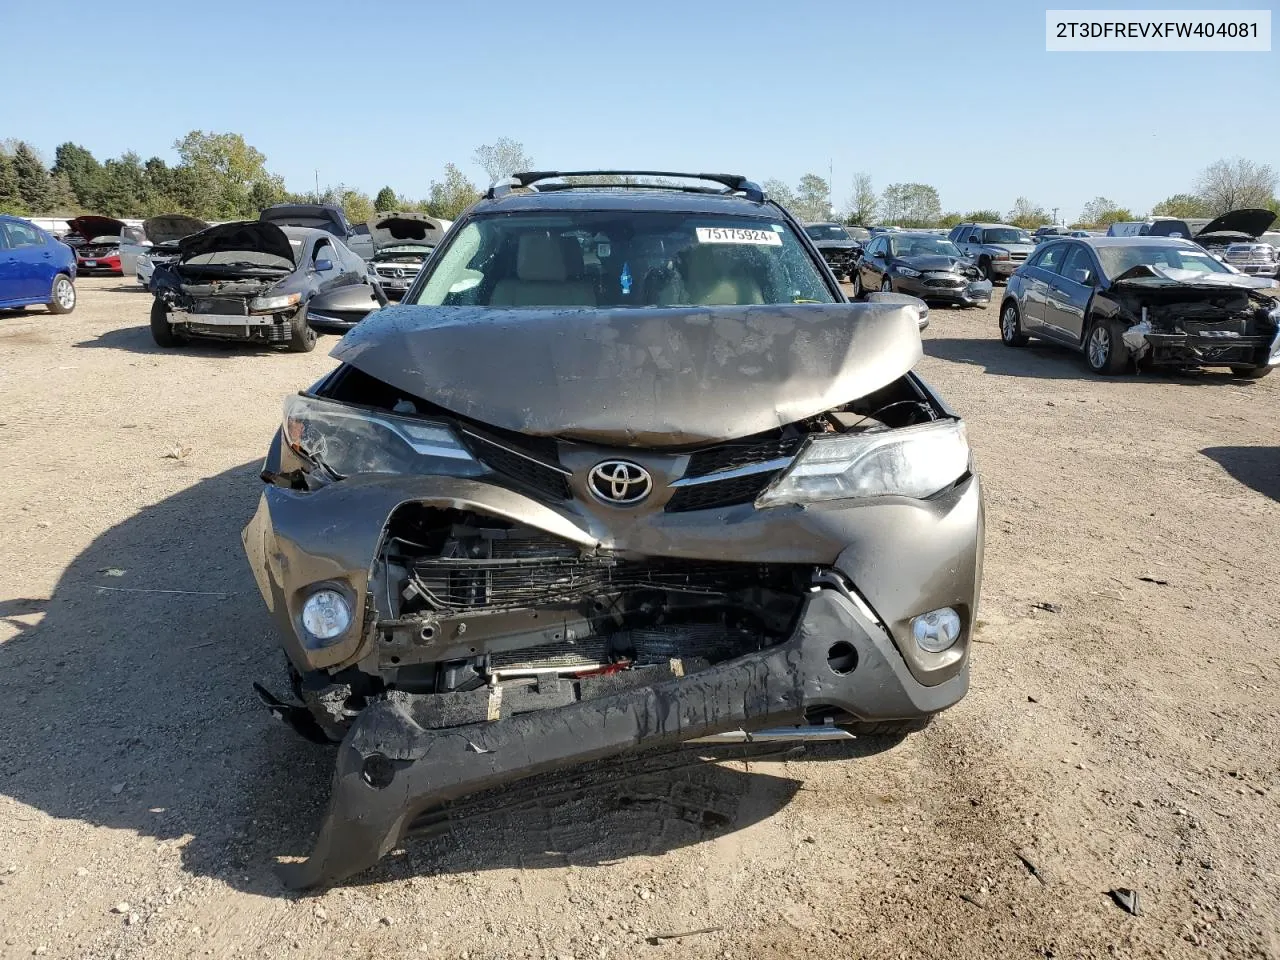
[278,586,967,889]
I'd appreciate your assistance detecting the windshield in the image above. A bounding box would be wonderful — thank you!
[804,224,852,241]
[981,228,1032,244]
[412,212,835,308]
[887,236,962,258]
[1096,244,1232,280]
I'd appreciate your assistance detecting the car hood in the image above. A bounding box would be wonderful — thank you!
[1196,208,1276,239]
[331,302,924,447]
[68,215,125,239]
[142,214,210,245]
[178,220,295,264]
[811,238,859,250]
[894,254,973,272]
[368,213,447,251]
[1111,263,1278,292]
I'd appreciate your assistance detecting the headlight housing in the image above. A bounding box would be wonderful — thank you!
[756,419,970,507]
[991,249,1011,261]
[894,265,922,278]
[249,292,302,314]
[283,393,473,479]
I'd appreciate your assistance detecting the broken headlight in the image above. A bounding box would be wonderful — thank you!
[283,394,472,479]
[756,420,970,507]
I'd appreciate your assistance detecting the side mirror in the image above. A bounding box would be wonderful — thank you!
[314,258,333,272]
[1067,267,1093,285]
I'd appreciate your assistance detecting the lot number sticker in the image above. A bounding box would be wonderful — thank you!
[695,227,782,246]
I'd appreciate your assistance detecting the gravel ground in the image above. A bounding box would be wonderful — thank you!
[1,275,1278,960]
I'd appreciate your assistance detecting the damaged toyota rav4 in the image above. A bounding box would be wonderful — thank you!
[243,171,984,887]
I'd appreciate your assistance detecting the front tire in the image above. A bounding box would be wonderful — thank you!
[287,307,317,353]
[149,298,179,347]
[880,275,893,293]
[48,274,76,314]
[1085,318,1128,375]
[979,256,993,281]
[850,271,863,299]
[1230,365,1273,379]
[1000,301,1029,346]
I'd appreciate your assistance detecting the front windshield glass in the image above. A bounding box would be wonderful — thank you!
[981,228,1032,244]
[1096,244,1232,280]
[887,236,962,258]
[412,212,835,308]
[804,224,851,241]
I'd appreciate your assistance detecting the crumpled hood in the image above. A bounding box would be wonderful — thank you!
[68,215,125,239]
[811,238,860,250]
[368,213,447,251]
[1197,208,1276,240]
[1111,263,1279,292]
[178,220,295,263]
[894,254,974,273]
[331,302,924,446]
[142,214,210,245]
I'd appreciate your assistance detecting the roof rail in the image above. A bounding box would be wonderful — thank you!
[486,170,764,203]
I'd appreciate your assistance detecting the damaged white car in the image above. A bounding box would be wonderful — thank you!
[1000,236,1280,378]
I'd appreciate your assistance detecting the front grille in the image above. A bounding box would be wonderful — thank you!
[191,297,248,316]
[1009,252,1028,261]
[80,246,115,258]
[375,265,420,278]
[403,551,793,613]
[665,471,781,512]
[463,431,571,501]
[924,276,965,288]
[684,436,802,477]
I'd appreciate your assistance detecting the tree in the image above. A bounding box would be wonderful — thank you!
[95,152,150,218]
[1078,196,1135,228]
[1007,196,1049,228]
[0,150,20,214]
[342,188,374,224]
[172,130,281,219]
[52,143,103,208]
[845,172,877,226]
[880,182,941,227]
[374,186,398,211]
[793,173,832,222]
[1152,193,1211,219]
[964,209,1001,223]
[1194,157,1277,215]
[937,211,965,229]
[425,163,479,219]
[473,137,534,185]
[11,142,52,213]
[763,178,798,212]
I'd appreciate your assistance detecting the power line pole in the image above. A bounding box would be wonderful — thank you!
[315,169,320,198]
[1052,206,1059,225]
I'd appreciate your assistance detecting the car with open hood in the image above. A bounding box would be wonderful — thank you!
[851,231,992,307]
[948,222,1036,282]
[258,203,372,259]
[366,212,449,299]
[148,221,385,352]
[0,215,77,314]
[240,170,983,887]
[802,221,864,280]
[1000,236,1280,377]
[119,214,211,289]
[66,215,126,274]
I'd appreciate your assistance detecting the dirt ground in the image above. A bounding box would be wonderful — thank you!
[1,275,1278,960]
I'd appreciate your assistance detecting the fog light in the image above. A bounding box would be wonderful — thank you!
[301,589,352,643]
[911,607,962,653]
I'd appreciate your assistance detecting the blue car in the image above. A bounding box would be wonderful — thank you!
[0,215,77,314]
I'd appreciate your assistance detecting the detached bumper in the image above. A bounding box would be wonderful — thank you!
[1142,332,1273,367]
[279,585,968,889]
[893,275,992,305]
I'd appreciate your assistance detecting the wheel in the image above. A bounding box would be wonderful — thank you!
[287,306,317,353]
[978,257,994,281]
[1230,365,1273,379]
[149,298,179,347]
[47,274,76,314]
[880,275,893,293]
[1085,318,1128,375]
[999,301,1029,346]
[849,271,863,299]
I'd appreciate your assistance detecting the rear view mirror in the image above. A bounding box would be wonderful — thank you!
[314,258,333,272]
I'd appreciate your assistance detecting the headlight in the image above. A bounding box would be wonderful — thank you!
[894,265,922,278]
[991,249,1011,261]
[283,393,473,479]
[911,607,962,652]
[756,420,970,507]
[301,588,352,645]
[248,292,302,314]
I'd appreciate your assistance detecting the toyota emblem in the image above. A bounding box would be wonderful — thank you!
[588,460,652,505]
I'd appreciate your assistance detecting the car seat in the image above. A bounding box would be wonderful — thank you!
[489,232,597,306]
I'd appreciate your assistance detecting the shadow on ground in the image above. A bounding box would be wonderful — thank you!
[0,463,880,897]
[1202,446,1280,501]
[73,326,343,356]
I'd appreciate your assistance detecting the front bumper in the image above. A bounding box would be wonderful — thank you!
[1141,332,1274,368]
[278,584,968,889]
[892,274,993,305]
[987,259,1021,278]
[77,257,122,273]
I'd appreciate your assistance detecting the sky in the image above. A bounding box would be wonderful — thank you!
[1,0,1275,222]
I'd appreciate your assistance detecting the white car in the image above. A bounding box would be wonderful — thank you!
[120,215,210,288]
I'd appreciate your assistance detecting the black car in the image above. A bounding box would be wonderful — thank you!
[1000,236,1280,377]
[242,170,982,887]
[803,221,864,280]
[148,221,385,351]
[852,231,993,307]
